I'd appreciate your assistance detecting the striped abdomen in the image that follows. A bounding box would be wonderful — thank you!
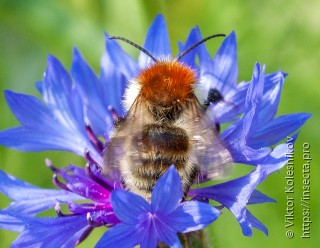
[126,123,199,200]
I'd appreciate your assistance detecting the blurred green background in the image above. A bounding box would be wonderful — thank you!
[0,0,319,247]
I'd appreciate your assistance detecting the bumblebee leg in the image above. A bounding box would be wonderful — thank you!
[202,88,223,111]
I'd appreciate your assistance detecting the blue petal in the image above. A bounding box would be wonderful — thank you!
[151,166,182,214]
[96,223,139,248]
[245,63,264,110]
[4,90,57,130]
[196,31,243,123]
[195,28,215,71]
[201,31,238,94]
[43,55,85,131]
[190,143,288,235]
[211,81,248,123]
[178,26,203,69]
[179,28,244,124]
[11,214,89,248]
[111,190,150,224]
[35,81,43,94]
[0,89,102,163]
[167,201,220,233]
[263,70,287,93]
[156,227,182,248]
[101,35,137,113]
[42,56,98,152]
[103,34,137,73]
[249,113,312,148]
[248,190,276,204]
[140,220,159,248]
[260,142,291,175]
[0,210,24,232]
[190,167,258,236]
[220,70,285,125]
[222,63,270,164]
[71,47,113,136]
[246,210,268,236]
[222,118,270,164]
[0,127,90,157]
[139,14,171,67]
[256,72,284,125]
[0,170,83,215]
[3,90,94,156]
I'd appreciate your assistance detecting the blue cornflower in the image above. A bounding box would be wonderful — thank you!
[96,166,220,248]
[0,14,311,247]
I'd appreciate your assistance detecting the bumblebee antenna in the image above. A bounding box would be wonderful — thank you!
[177,33,226,61]
[108,36,158,62]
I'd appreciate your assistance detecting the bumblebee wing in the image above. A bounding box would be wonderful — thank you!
[103,95,149,181]
[188,97,232,181]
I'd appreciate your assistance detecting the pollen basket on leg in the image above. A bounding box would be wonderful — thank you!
[137,60,197,106]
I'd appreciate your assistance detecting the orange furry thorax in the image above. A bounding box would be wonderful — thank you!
[137,60,197,106]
